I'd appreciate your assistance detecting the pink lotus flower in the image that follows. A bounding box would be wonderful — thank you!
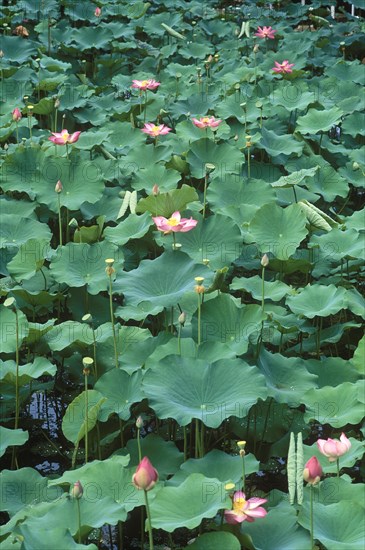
[12,108,22,122]
[303,456,322,485]
[141,123,171,137]
[153,211,198,233]
[255,26,277,39]
[132,457,159,491]
[317,433,351,462]
[132,79,160,91]
[272,60,295,74]
[48,129,81,145]
[225,491,267,524]
[95,7,101,17]
[192,116,222,129]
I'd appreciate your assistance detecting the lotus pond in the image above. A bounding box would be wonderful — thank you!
[0,0,364,549]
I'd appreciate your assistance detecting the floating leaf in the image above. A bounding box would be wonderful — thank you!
[286,284,346,318]
[149,474,230,531]
[143,354,268,428]
[249,203,308,261]
[136,185,198,218]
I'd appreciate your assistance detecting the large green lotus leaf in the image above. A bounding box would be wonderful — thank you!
[296,107,343,134]
[15,525,97,550]
[326,60,365,85]
[248,203,308,261]
[73,130,111,150]
[243,501,311,550]
[187,532,241,550]
[0,468,61,516]
[345,288,365,320]
[103,213,153,246]
[286,284,346,318]
[187,138,244,179]
[0,357,56,385]
[285,155,348,201]
[192,294,265,355]
[272,84,315,112]
[1,148,105,211]
[0,216,52,249]
[0,37,38,63]
[309,228,365,261]
[104,122,146,152]
[43,321,112,351]
[258,127,303,157]
[314,477,365,505]
[157,214,242,269]
[341,112,365,137]
[136,185,198,218]
[113,251,212,308]
[62,390,107,445]
[0,428,28,458]
[207,175,276,214]
[298,501,365,550]
[0,306,29,354]
[270,166,319,188]
[143,355,268,428]
[305,357,361,386]
[68,26,111,49]
[168,449,259,487]
[0,198,36,219]
[123,143,173,172]
[146,339,236,367]
[231,276,291,301]
[49,456,145,512]
[352,335,365,375]
[11,493,127,538]
[118,434,184,481]
[303,383,364,426]
[94,369,144,421]
[289,321,362,354]
[150,473,231,532]
[7,239,50,281]
[257,349,318,406]
[49,242,124,295]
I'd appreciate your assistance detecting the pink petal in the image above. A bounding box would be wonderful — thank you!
[340,433,351,451]
[246,497,268,509]
[224,510,245,524]
[323,439,339,457]
[171,211,181,222]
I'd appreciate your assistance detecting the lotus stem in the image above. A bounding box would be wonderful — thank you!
[137,427,142,462]
[57,193,62,246]
[84,369,89,464]
[106,264,119,369]
[14,308,20,430]
[241,452,246,492]
[183,426,187,461]
[144,90,148,123]
[197,292,201,346]
[144,490,154,550]
[310,484,314,549]
[203,170,209,219]
[15,121,19,144]
[336,457,340,478]
[76,498,82,543]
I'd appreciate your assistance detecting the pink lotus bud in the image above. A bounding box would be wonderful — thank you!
[261,254,269,267]
[95,7,101,17]
[152,184,159,196]
[55,180,63,193]
[136,416,144,429]
[70,481,83,499]
[132,457,159,491]
[12,108,22,122]
[303,456,322,485]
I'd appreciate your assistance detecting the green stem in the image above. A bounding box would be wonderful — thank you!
[241,453,246,492]
[57,194,62,246]
[247,146,251,179]
[137,428,142,462]
[197,292,202,346]
[144,90,147,123]
[336,458,340,478]
[14,309,20,430]
[144,490,154,550]
[108,275,119,368]
[76,498,82,544]
[183,425,187,461]
[261,266,265,311]
[200,421,205,457]
[15,122,19,144]
[84,373,88,463]
[177,324,181,355]
[203,172,208,218]
[310,484,314,550]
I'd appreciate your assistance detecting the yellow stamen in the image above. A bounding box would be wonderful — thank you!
[167,217,179,226]
[62,131,70,142]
